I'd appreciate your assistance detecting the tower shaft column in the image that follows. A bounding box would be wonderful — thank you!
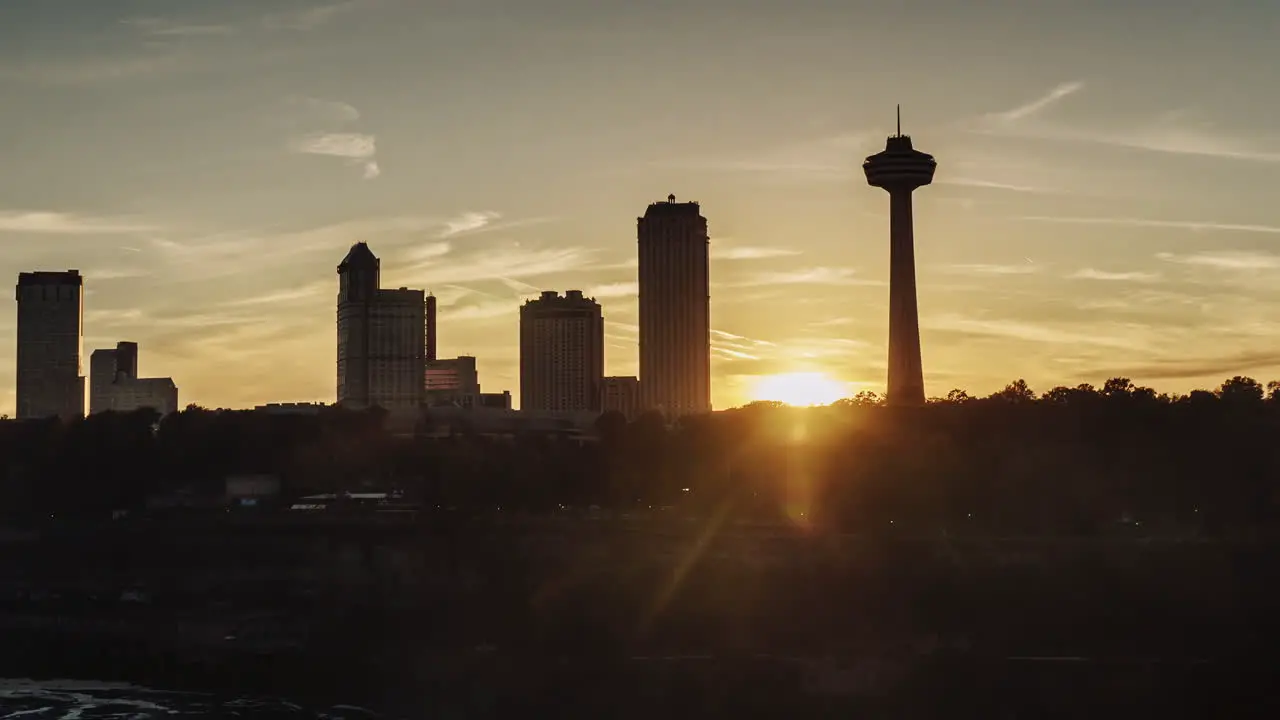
[887,189,924,406]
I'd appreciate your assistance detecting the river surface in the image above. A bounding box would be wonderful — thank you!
[0,680,386,719]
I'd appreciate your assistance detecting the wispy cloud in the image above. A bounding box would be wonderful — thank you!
[711,245,801,261]
[586,282,638,299]
[147,216,436,281]
[121,17,235,37]
[83,267,151,281]
[924,313,1148,351]
[0,211,153,234]
[605,320,639,334]
[1156,250,1280,271]
[289,132,379,180]
[1084,349,1280,383]
[973,81,1280,163]
[662,160,848,178]
[938,177,1061,195]
[497,277,541,295]
[394,244,598,285]
[713,347,760,361]
[808,317,854,328]
[221,281,329,307]
[732,267,884,287]
[440,297,518,322]
[290,133,375,159]
[653,132,870,182]
[85,307,253,331]
[1069,268,1162,282]
[1021,215,1280,235]
[439,211,501,238]
[402,242,451,262]
[0,54,181,85]
[941,262,1041,276]
[712,329,775,348]
[264,0,374,31]
[986,81,1084,124]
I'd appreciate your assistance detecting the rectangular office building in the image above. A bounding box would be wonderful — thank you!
[16,270,85,420]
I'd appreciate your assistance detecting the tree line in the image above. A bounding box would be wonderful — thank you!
[1,375,1278,534]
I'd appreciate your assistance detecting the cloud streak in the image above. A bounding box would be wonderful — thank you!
[938,177,1063,195]
[0,211,153,234]
[586,282,638,299]
[121,18,235,37]
[1084,349,1280,383]
[732,267,884,287]
[711,246,801,261]
[264,1,374,31]
[1021,215,1280,235]
[924,313,1148,351]
[987,81,1084,124]
[1156,250,1280,271]
[290,132,375,159]
[394,244,598,285]
[221,281,329,307]
[0,54,181,85]
[941,263,1041,276]
[1069,268,1161,282]
[974,81,1280,163]
[439,211,501,238]
[290,132,379,180]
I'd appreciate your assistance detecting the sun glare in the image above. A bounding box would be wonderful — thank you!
[751,372,849,407]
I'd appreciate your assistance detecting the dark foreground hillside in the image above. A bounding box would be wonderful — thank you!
[2,518,1279,717]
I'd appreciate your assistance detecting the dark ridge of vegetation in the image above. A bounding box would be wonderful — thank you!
[1,375,1278,534]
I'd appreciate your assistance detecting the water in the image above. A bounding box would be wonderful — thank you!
[0,680,384,719]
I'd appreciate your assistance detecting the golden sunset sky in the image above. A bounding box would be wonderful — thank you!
[3,0,1280,411]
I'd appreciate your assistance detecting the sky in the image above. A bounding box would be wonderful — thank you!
[3,0,1280,412]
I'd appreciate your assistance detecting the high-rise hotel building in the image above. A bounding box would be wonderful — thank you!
[638,195,711,416]
[336,242,427,409]
[520,290,603,413]
[15,270,85,420]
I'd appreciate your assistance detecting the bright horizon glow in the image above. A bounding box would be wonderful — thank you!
[750,372,850,407]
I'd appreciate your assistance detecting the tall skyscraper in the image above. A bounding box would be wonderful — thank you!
[638,194,711,416]
[863,109,936,407]
[15,270,85,420]
[520,290,604,413]
[90,341,177,416]
[336,242,427,410]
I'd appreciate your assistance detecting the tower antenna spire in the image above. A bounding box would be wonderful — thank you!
[896,104,901,137]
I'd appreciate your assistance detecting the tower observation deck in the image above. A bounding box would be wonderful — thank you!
[862,108,936,406]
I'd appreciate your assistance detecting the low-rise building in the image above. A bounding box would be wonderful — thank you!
[255,402,327,415]
[89,341,178,416]
[600,376,641,420]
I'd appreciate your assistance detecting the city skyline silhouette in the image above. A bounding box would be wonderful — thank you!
[3,1,1280,413]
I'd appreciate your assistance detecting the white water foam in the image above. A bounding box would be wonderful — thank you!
[0,679,384,719]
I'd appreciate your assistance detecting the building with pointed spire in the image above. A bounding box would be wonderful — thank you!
[862,108,936,406]
[336,242,427,409]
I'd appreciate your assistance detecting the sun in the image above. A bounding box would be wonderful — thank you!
[750,372,850,407]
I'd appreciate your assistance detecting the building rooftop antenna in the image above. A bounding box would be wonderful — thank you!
[896,104,901,137]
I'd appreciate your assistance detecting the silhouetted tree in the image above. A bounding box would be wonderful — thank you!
[2,375,1280,532]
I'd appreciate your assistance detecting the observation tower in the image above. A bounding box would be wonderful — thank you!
[862,106,936,406]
